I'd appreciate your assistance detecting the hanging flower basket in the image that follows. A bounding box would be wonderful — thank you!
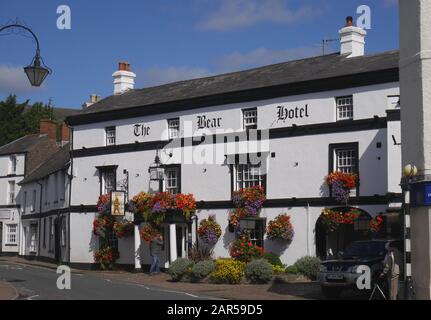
[266,214,295,243]
[140,224,162,243]
[230,235,264,262]
[325,172,359,203]
[113,220,134,238]
[92,214,115,238]
[96,194,111,214]
[370,216,384,233]
[320,208,361,232]
[229,186,266,231]
[198,215,222,245]
[94,246,119,270]
[129,191,197,224]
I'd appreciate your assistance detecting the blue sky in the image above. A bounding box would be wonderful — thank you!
[0,0,399,109]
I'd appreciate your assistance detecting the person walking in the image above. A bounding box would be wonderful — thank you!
[380,242,401,300]
[150,234,163,275]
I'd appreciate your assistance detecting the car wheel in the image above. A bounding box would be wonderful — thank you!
[321,286,342,299]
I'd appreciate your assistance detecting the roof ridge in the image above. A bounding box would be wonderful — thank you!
[19,143,70,185]
[0,133,43,152]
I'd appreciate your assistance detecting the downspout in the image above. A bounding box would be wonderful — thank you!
[36,181,43,258]
[67,127,74,265]
[306,203,311,256]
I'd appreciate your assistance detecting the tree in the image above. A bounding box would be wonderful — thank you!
[0,95,28,146]
[0,94,56,147]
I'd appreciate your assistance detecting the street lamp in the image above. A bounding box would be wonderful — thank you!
[148,148,164,182]
[0,23,51,87]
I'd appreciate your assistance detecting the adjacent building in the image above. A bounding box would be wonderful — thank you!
[0,122,60,255]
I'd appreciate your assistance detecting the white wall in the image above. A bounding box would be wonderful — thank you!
[72,83,399,149]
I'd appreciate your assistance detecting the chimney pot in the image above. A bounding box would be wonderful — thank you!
[118,62,130,71]
[339,16,367,58]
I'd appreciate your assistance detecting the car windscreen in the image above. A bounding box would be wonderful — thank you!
[343,241,386,258]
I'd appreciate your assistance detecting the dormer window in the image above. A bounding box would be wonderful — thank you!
[105,127,116,146]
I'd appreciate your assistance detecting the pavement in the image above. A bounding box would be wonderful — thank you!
[0,256,365,300]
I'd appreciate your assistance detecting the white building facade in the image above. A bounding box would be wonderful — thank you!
[18,145,71,264]
[63,21,404,269]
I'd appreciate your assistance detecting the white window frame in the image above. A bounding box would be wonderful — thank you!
[164,167,180,194]
[243,108,258,130]
[6,224,18,245]
[31,189,37,212]
[9,155,17,174]
[168,118,180,139]
[105,127,116,146]
[336,96,354,121]
[29,223,38,253]
[233,163,264,191]
[8,181,15,205]
[334,148,356,174]
[102,170,116,195]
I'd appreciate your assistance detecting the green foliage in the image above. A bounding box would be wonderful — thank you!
[168,258,194,282]
[285,265,299,275]
[0,94,56,147]
[210,259,246,284]
[263,252,283,267]
[192,260,216,280]
[272,265,286,274]
[188,243,214,262]
[245,259,273,284]
[293,256,321,280]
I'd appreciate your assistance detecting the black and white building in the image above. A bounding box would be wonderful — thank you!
[14,19,403,269]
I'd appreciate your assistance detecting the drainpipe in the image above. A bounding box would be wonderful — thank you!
[67,127,74,265]
[36,181,43,258]
[306,203,311,256]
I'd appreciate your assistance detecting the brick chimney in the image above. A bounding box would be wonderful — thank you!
[60,122,70,143]
[40,119,57,141]
[339,16,367,58]
[112,62,136,95]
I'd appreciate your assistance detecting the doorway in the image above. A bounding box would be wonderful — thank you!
[315,207,372,260]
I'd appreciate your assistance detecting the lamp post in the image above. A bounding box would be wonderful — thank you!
[0,23,51,87]
[401,164,418,300]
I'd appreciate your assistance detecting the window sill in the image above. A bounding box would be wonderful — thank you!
[4,243,18,246]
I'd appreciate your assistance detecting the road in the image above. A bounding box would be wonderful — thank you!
[0,261,215,300]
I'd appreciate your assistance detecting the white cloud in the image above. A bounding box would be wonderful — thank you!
[139,66,212,87]
[216,46,325,71]
[0,64,40,95]
[199,0,322,31]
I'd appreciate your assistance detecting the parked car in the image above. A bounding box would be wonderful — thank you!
[317,239,403,299]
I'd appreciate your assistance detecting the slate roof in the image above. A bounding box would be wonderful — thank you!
[0,134,50,156]
[70,50,399,119]
[19,143,70,185]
